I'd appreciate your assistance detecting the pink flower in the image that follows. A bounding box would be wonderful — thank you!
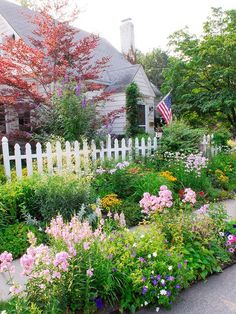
[20,254,35,275]
[53,252,70,272]
[9,284,22,295]
[86,268,94,277]
[182,188,196,204]
[52,271,61,279]
[83,242,90,250]
[0,251,14,273]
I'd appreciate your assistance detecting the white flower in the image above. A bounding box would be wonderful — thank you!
[161,279,165,284]
[148,254,151,259]
[228,235,233,240]
[141,304,143,307]
[160,289,167,295]
[153,252,157,257]
[219,232,224,237]
[156,307,160,312]
[144,301,148,306]
[168,265,173,271]
[133,243,137,247]
[140,234,145,238]
[151,270,154,274]
[1,311,8,314]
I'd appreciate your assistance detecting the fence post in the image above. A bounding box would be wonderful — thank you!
[46,142,53,175]
[121,138,126,161]
[2,137,11,180]
[74,141,81,176]
[128,138,133,160]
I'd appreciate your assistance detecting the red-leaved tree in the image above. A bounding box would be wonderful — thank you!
[0,2,110,140]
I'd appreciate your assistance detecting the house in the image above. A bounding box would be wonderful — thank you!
[0,0,161,137]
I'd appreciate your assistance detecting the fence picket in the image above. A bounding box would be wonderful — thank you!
[141,137,146,157]
[91,140,97,161]
[2,137,11,180]
[147,137,152,156]
[74,141,81,176]
[121,138,126,161]
[83,139,89,174]
[100,141,105,161]
[114,139,119,160]
[65,141,72,172]
[14,144,22,178]
[36,143,43,174]
[135,137,139,157]
[56,141,63,173]
[46,142,53,174]
[25,143,33,176]
[128,138,133,160]
[107,135,112,160]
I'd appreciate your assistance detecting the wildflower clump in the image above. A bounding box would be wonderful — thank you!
[100,193,122,211]
[139,186,173,215]
[159,171,177,182]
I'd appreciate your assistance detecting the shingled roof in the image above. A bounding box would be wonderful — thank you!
[0,0,160,94]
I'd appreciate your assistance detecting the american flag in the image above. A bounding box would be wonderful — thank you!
[156,93,172,125]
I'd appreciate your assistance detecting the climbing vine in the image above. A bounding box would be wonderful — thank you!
[126,82,141,136]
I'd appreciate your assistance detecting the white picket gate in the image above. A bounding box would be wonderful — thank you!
[200,134,222,157]
[1,135,158,180]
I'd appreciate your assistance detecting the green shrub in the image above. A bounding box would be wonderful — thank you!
[0,174,93,225]
[160,120,205,153]
[0,223,46,259]
[116,200,143,227]
[212,128,231,146]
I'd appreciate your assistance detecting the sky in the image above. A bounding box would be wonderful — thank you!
[10,0,236,53]
[74,0,235,53]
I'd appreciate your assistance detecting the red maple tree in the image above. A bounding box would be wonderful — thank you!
[0,4,110,140]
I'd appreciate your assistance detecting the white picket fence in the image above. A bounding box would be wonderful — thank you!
[1,135,159,180]
[201,134,222,157]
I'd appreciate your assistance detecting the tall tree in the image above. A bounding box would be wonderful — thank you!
[163,8,236,134]
[0,4,109,138]
[136,48,168,88]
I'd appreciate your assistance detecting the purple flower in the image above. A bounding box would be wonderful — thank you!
[178,263,182,269]
[139,257,146,263]
[94,298,103,309]
[108,254,114,260]
[142,276,146,282]
[81,97,86,108]
[75,82,81,96]
[228,248,234,253]
[131,250,136,258]
[156,274,161,280]
[167,252,171,257]
[112,268,117,272]
[176,284,181,289]
[152,279,157,286]
[57,88,62,97]
[167,291,171,297]
[167,276,174,281]
[142,286,148,295]
[184,260,188,264]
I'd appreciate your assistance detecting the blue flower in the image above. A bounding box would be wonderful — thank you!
[142,286,148,295]
[94,298,103,309]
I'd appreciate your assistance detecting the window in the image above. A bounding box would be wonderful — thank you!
[137,103,146,130]
[18,111,31,132]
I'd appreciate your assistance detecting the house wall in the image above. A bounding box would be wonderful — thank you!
[133,67,155,135]
[0,14,20,39]
[98,92,126,135]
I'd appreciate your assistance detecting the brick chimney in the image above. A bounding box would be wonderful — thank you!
[120,18,136,64]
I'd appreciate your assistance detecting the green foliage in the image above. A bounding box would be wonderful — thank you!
[212,128,231,146]
[136,48,168,88]
[0,174,92,225]
[160,120,205,153]
[163,8,236,133]
[126,82,142,136]
[116,200,143,227]
[36,80,101,142]
[0,223,46,259]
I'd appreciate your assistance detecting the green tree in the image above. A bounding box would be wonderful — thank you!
[163,8,236,134]
[126,82,141,136]
[136,48,168,88]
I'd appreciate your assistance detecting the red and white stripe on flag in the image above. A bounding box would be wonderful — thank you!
[156,94,172,125]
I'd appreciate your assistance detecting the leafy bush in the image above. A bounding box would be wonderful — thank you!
[160,120,205,153]
[0,174,92,225]
[0,223,46,259]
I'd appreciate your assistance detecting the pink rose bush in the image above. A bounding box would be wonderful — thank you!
[140,185,173,215]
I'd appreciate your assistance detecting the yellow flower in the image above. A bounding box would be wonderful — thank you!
[100,193,122,210]
[159,171,177,182]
